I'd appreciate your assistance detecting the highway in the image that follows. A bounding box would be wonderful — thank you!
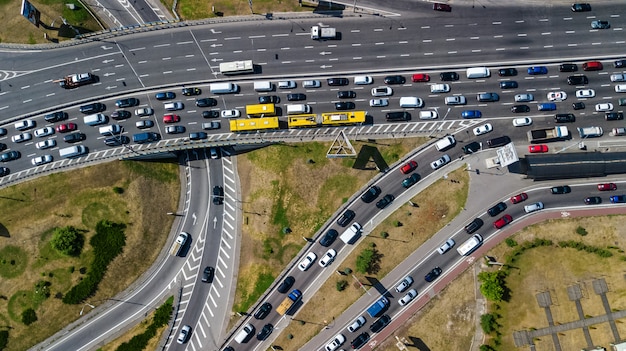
[6,1,624,350]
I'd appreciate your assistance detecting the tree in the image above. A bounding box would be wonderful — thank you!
[50,226,84,257]
[355,248,375,274]
[480,313,498,334]
[21,308,37,325]
[478,271,509,302]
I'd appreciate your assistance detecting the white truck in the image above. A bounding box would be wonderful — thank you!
[527,126,569,143]
[340,223,362,245]
[577,126,603,138]
[311,26,336,40]
[171,232,189,256]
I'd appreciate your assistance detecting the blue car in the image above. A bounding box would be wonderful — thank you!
[528,66,548,75]
[538,103,557,111]
[462,110,482,119]
[610,195,626,203]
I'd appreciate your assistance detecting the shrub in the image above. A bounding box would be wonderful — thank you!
[505,238,517,247]
[21,308,37,325]
[575,226,588,236]
[343,267,352,275]
[50,226,84,257]
[478,271,509,302]
[287,334,293,339]
[380,231,389,239]
[480,313,498,334]
[355,248,375,274]
[0,330,8,349]
[336,280,348,291]
[112,187,124,194]
[393,221,402,227]
[479,345,496,351]
[115,297,172,351]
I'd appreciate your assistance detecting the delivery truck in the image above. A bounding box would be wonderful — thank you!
[527,126,569,143]
[311,26,336,40]
[170,232,189,256]
[367,296,389,318]
[276,289,301,315]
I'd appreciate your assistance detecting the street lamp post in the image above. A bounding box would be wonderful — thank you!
[79,303,95,316]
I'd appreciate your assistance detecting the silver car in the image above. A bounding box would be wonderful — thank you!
[347,316,366,333]
[437,238,455,254]
[395,276,414,293]
[515,93,534,102]
[524,202,544,213]
[398,289,418,306]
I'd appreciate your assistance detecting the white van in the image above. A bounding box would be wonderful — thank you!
[466,67,491,79]
[209,82,239,94]
[98,124,122,136]
[164,102,183,111]
[83,113,108,126]
[234,323,255,344]
[278,80,296,89]
[435,135,456,151]
[253,81,273,92]
[457,234,483,256]
[354,76,373,85]
[340,223,362,245]
[399,97,424,108]
[59,145,87,158]
[430,84,450,93]
[286,104,311,115]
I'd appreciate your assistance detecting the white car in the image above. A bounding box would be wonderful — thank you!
[369,99,389,107]
[34,127,55,138]
[347,316,366,333]
[430,84,450,93]
[278,80,297,89]
[221,109,241,118]
[31,154,53,166]
[595,103,614,112]
[12,132,32,143]
[547,91,567,102]
[615,84,626,93]
[176,325,191,344]
[575,89,595,98]
[395,276,414,293]
[319,249,337,267]
[324,333,346,351]
[473,123,493,136]
[437,238,455,254]
[430,154,451,170]
[135,107,154,116]
[524,202,544,213]
[298,252,317,271]
[512,117,533,127]
[419,110,438,119]
[371,86,393,97]
[36,139,56,150]
[514,93,534,102]
[303,80,321,88]
[610,74,626,82]
[398,289,418,306]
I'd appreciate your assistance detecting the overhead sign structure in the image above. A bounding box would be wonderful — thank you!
[496,142,519,167]
[20,0,41,27]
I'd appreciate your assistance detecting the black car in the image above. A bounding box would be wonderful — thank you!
[477,93,500,102]
[486,136,511,148]
[376,194,395,210]
[337,209,355,227]
[498,68,517,77]
[111,110,131,120]
[425,266,443,282]
[64,132,85,143]
[462,141,481,154]
[277,276,295,293]
[402,173,420,188]
[335,102,355,110]
[201,266,214,283]
[571,3,591,12]
[182,87,201,96]
[360,185,381,203]
[115,98,139,108]
[385,111,410,121]
[559,63,578,72]
[0,167,9,177]
[254,302,272,320]
[0,143,6,152]
[572,102,585,110]
[202,110,220,119]
[79,102,105,114]
[256,324,273,341]
[189,132,207,140]
[44,111,67,123]
[615,60,626,68]
[511,105,530,113]
[327,78,349,86]
[351,332,370,349]
[500,81,518,89]
[584,196,602,205]
[212,186,224,205]
[337,91,356,99]
[104,136,130,146]
[384,75,406,85]
[259,95,279,104]
[0,150,20,162]
[196,98,217,107]
[606,112,624,121]
[555,114,576,123]
[464,218,484,234]
[567,75,588,85]
[487,202,507,217]
[369,315,391,333]
[440,72,459,81]
[287,93,306,101]
[320,229,338,247]
[155,91,176,100]
[551,185,571,194]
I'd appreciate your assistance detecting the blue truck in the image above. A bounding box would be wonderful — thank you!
[367,296,389,318]
[277,289,301,315]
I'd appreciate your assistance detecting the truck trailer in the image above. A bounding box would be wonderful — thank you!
[170,232,189,256]
[311,26,336,40]
[527,126,569,143]
[276,289,301,315]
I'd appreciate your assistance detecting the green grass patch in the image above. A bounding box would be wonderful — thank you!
[7,291,36,322]
[0,246,28,278]
[270,180,289,232]
[247,143,329,174]
[121,160,178,183]
[234,271,275,313]
[82,202,115,228]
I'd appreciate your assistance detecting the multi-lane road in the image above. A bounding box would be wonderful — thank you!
[5,1,625,350]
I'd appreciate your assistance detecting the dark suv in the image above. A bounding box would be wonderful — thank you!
[440,72,459,81]
[319,229,338,247]
[370,315,391,333]
[486,136,511,148]
[64,132,86,143]
[462,141,481,154]
[351,333,370,349]
[79,102,105,114]
[559,63,578,72]
[384,75,406,84]
[477,93,499,102]
[567,75,588,85]
[360,185,381,203]
[336,209,355,227]
[277,276,294,293]
[253,302,272,320]
[44,111,67,123]
[327,78,349,86]
[464,218,484,234]
[287,93,306,101]
[487,202,507,217]
[385,112,410,121]
[212,186,224,205]
[555,114,576,123]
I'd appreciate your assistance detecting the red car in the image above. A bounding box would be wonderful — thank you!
[433,2,451,11]
[493,214,513,229]
[411,74,430,83]
[56,123,77,133]
[510,193,528,204]
[597,183,617,191]
[163,114,180,123]
[529,145,548,153]
[582,61,603,71]
[400,160,418,174]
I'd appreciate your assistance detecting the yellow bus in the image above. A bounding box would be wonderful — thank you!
[229,117,279,132]
[245,104,276,117]
[321,111,366,126]
[287,114,319,128]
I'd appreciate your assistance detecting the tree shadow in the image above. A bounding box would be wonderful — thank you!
[407,336,431,351]
[0,223,9,238]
